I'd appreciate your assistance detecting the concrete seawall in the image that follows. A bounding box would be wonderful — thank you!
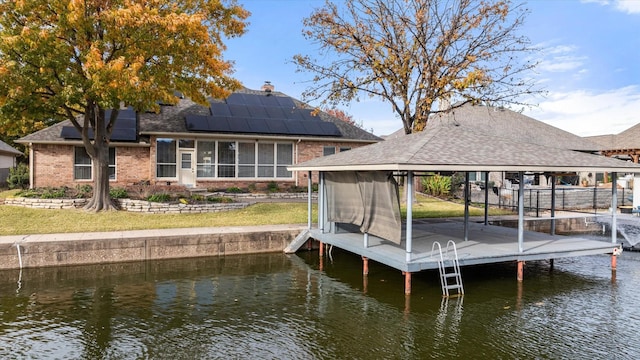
[0,224,307,270]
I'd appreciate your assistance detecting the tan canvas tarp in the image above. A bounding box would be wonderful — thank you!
[325,171,402,244]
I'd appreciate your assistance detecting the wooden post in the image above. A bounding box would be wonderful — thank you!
[611,254,617,271]
[549,259,554,271]
[319,241,324,257]
[362,256,369,275]
[517,261,524,282]
[403,272,412,295]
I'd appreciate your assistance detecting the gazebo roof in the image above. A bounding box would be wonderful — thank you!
[290,126,640,173]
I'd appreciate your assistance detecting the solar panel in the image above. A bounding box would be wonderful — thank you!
[247,118,270,133]
[228,117,250,132]
[266,106,287,119]
[299,109,316,121]
[210,102,232,117]
[208,116,231,132]
[185,115,210,131]
[225,93,246,105]
[275,96,296,109]
[246,105,269,119]
[283,120,306,134]
[258,94,281,107]
[229,104,251,117]
[301,121,323,135]
[61,108,139,141]
[241,93,263,106]
[318,122,342,136]
[60,126,82,139]
[266,119,289,134]
[111,127,138,141]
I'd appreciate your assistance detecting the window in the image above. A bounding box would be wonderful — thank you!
[323,146,336,156]
[196,141,215,177]
[157,139,177,178]
[238,142,256,177]
[277,143,293,177]
[74,147,115,180]
[258,143,275,177]
[218,141,236,177]
[339,147,351,152]
[194,140,293,179]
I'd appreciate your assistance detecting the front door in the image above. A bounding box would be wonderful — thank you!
[179,150,195,187]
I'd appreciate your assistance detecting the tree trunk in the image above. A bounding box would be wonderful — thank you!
[84,142,117,212]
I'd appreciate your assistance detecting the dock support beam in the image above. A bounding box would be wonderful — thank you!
[464,172,470,241]
[403,272,412,295]
[362,256,369,275]
[611,254,617,271]
[517,261,524,282]
[319,241,324,257]
[307,171,312,230]
[406,171,414,262]
[611,172,618,245]
[517,172,525,253]
[550,175,556,236]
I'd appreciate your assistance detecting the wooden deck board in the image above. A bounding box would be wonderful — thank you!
[308,220,617,272]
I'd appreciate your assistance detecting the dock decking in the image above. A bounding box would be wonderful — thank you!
[307,219,617,273]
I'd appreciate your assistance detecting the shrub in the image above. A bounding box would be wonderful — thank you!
[75,184,93,198]
[206,196,234,203]
[39,187,68,199]
[147,193,171,202]
[109,187,128,199]
[190,194,205,202]
[422,174,451,198]
[7,164,29,189]
[247,183,257,193]
[226,186,243,193]
[267,181,279,193]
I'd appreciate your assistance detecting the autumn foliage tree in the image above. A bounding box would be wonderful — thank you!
[294,0,541,134]
[0,0,248,211]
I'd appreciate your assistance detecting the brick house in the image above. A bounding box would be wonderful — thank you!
[16,85,380,191]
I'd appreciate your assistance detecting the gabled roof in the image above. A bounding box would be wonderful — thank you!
[0,140,21,156]
[290,125,640,173]
[17,87,380,144]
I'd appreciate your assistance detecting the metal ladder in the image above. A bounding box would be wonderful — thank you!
[431,240,464,297]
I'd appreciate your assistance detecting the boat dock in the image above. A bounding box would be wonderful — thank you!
[303,218,617,273]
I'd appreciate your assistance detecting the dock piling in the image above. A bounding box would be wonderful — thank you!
[517,261,524,282]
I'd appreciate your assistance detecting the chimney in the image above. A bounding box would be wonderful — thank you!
[261,81,274,93]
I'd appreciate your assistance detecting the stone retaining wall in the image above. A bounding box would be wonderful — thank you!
[1,192,314,213]
[2,197,252,213]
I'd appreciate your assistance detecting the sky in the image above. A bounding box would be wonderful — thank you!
[223,0,640,137]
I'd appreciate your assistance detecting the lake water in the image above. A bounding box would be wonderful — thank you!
[1,247,639,359]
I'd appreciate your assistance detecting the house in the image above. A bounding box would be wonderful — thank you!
[16,84,380,191]
[587,123,640,163]
[0,140,22,186]
[385,103,603,187]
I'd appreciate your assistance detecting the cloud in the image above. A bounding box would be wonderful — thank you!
[536,44,587,74]
[615,0,640,13]
[524,86,640,136]
[581,0,640,14]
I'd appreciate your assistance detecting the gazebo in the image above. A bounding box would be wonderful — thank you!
[286,126,640,295]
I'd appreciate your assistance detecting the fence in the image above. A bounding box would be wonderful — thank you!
[469,186,633,216]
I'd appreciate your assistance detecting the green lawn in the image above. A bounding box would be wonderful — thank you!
[0,190,512,235]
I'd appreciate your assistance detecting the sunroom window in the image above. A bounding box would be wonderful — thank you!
[194,140,293,179]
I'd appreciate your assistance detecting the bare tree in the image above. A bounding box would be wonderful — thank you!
[294,0,541,134]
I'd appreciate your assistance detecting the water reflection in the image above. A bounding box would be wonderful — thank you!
[0,249,639,359]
